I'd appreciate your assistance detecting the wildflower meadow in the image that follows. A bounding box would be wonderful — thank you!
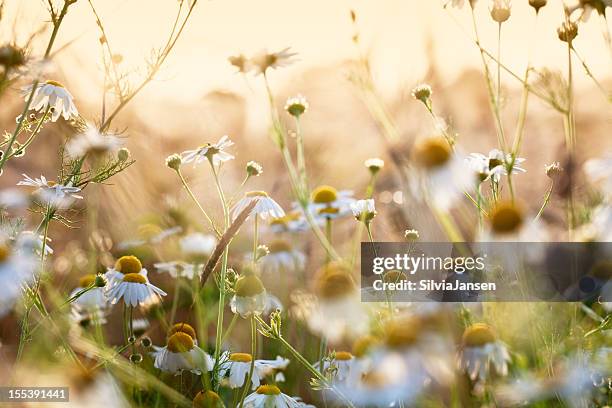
[0,0,610,407]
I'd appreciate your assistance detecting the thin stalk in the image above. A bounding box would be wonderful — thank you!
[239,316,257,407]
[252,215,259,264]
[177,169,221,236]
[534,181,554,221]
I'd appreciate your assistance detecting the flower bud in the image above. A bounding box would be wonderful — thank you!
[528,0,547,13]
[165,153,182,170]
[284,94,309,117]
[117,147,130,162]
[490,0,511,23]
[246,160,263,177]
[557,21,578,43]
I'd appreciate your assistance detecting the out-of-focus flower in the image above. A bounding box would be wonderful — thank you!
[228,53,249,73]
[528,0,547,12]
[17,174,82,208]
[411,83,433,109]
[219,353,289,389]
[132,318,150,336]
[308,263,368,342]
[0,44,26,71]
[260,239,305,276]
[545,161,563,180]
[179,232,217,259]
[364,158,384,175]
[231,191,285,221]
[459,323,510,382]
[250,47,297,74]
[181,135,234,166]
[576,204,612,241]
[467,149,525,183]
[154,261,202,279]
[316,351,359,382]
[0,235,37,317]
[193,390,225,408]
[243,385,300,407]
[70,274,108,319]
[151,332,213,375]
[308,185,355,221]
[490,0,512,23]
[584,156,612,197]
[284,94,309,117]
[230,273,267,318]
[483,201,544,241]
[105,255,143,288]
[557,21,578,43]
[117,225,183,250]
[269,212,309,233]
[445,0,477,8]
[404,229,420,241]
[0,188,29,210]
[22,80,78,121]
[66,124,122,158]
[410,137,472,210]
[350,199,377,223]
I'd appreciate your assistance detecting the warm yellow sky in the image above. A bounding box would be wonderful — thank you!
[3,0,611,102]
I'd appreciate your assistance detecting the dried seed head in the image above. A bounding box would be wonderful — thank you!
[462,323,497,347]
[557,21,578,43]
[114,255,142,274]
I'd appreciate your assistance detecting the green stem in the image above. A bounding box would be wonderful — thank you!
[534,181,554,221]
[239,316,257,407]
[177,169,221,236]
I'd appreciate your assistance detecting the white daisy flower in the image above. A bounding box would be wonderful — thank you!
[66,124,122,158]
[284,94,309,117]
[584,156,612,198]
[231,191,285,222]
[350,199,377,223]
[269,212,309,233]
[230,273,267,318]
[480,201,546,242]
[152,332,213,375]
[459,323,510,382]
[0,188,29,210]
[106,264,166,308]
[260,240,305,276]
[364,158,384,174]
[307,263,368,343]
[220,352,289,389]
[179,232,217,258]
[0,236,38,317]
[410,136,473,210]
[243,385,300,408]
[308,185,355,221]
[576,204,612,241]
[117,225,183,250]
[154,261,202,279]
[69,274,107,312]
[104,255,144,289]
[22,80,78,121]
[17,174,83,207]
[180,135,234,166]
[250,47,297,75]
[467,149,526,183]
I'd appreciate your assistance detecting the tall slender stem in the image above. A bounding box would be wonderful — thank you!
[239,316,257,407]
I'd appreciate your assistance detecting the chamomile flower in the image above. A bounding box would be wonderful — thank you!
[284,94,309,117]
[152,332,213,375]
[482,201,544,241]
[364,158,384,175]
[409,136,472,210]
[307,262,368,342]
[250,47,297,74]
[154,261,202,279]
[106,261,166,308]
[260,239,305,276]
[243,385,300,408]
[181,135,235,166]
[0,188,28,210]
[0,236,37,317]
[269,212,309,233]
[69,274,107,312]
[584,156,612,197]
[104,255,143,288]
[23,80,78,121]
[308,185,355,221]
[231,191,285,221]
[230,273,267,318]
[459,323,510,382]
[350,199,376,223]
[66,125,122,158]
[17,174,83,207]
[193,390,225,408]
[179,232,217,259]
[467,149,525,183]
[220,353,289,389]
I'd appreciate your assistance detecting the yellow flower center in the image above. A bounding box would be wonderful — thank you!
[352,335,378,358]
[234,274,265,297]
[314,263,356,299]
[137,224,163,240]
[78,274,96,288]
[122,273,147,284]
[256,384,281,395]
[413,137,451,169]
[334,351,353,361]
[229,352,253,363]
[192,390,222,408]
[490,202,524,234]
[382,270,407,284]
[114,255,143,274]
[0,244,10,263]
[168,322,197,340]
[270,212,300,226]
[246,191,269,198]
[267,239,292,253]
[462,323,497,347]
[167,332,195,353]
[384,317,421,349]
[312,185,338,204]
[318,207,340,215]
[45,80,65,88]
